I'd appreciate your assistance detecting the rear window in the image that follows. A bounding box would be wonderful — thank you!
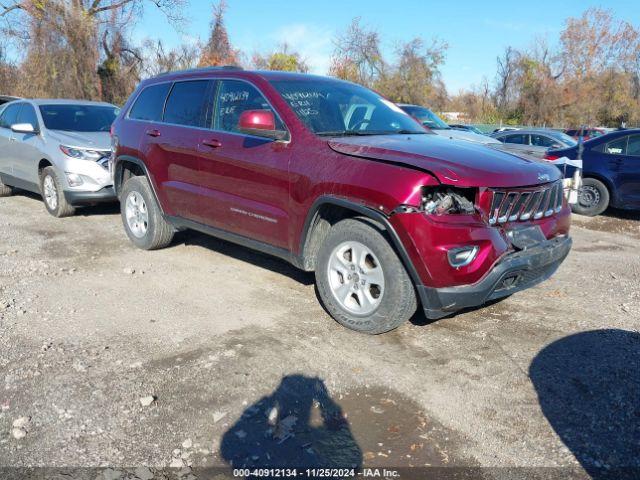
[628,135,640,156]
[504,134,528,145]
[129,83,171,122]
[163,80,210,128]
[39,104,118,132]
[605,136,628,155]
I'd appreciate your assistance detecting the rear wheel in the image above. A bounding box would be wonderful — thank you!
[40,167,75,217]
[315,218,417,334]
[572,178,609,217]
[120,176,174,250]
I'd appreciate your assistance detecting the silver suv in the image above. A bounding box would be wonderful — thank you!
[0,99,119,217]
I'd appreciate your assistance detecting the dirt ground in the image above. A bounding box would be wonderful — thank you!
[0,192,638,479]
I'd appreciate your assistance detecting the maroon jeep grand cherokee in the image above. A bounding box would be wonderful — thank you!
[111,67,571,334]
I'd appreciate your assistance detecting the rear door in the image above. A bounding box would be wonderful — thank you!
[12,103,43,185]
[616,134,640,208]
[135,80,212,221]
[196,78,291,248]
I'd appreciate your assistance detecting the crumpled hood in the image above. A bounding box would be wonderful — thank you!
[47,130,111,150]
[328,134,562,188]
[433,128,501,145]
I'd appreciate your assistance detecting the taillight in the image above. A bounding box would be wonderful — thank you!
[544,153,560,161]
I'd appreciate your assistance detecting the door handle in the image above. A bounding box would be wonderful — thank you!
[202,139,222,148]
[145,129,161,138]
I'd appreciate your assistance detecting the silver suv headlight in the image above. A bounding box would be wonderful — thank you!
[59,145,104,161]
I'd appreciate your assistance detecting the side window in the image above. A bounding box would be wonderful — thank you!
[531,134,556,147]
[129,83,171,122]
[504,134,527,145]
[605,136,628,155]
[627,135,640,156]
[0,103,22,129]
[163,80,211,127]
[16,104,39,130]
[213,80,283,133]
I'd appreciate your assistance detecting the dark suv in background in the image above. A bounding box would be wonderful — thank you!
[111,67,572,334]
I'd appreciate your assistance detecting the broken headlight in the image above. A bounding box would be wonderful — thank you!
[421,187,477,215]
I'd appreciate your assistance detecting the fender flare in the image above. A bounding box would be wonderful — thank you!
[113,155,165,214]
[298,195,423,289]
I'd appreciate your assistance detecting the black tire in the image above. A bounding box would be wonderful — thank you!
[572,178,610,217]
[40,167,76,217]
[315,218,417,334]
[0,177,13,197]
[120,175,174,250]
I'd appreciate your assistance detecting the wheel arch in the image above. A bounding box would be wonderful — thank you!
[113,155,165,213]
[298,196,422,288]
[38,158,53,176]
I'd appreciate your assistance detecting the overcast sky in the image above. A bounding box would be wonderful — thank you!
[136,0,639,93]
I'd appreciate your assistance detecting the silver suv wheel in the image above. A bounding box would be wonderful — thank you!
[327,240,385,316]
[43,175,58,210]
[125,191,149,238]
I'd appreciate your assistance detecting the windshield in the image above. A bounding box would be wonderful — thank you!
[548,130,578,146]
[399,105,450,130]
[270,80,426,136]
[39,104,119,132]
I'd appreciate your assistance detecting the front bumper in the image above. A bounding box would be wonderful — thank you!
[418,235,572,319]
[63,186,117,206]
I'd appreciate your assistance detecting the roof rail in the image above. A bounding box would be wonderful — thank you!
[154,65,244,78]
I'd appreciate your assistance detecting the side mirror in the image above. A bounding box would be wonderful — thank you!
[11,123,36,134]
[238,110,287,140]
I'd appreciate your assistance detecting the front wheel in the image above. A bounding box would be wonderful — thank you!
[0,177,13,197]
[40,167,75,217]
[315,218,417,334]
[572,178,609,217]
[120,176,174,250]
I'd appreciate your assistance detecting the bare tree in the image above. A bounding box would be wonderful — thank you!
[0,0,186,100]
[252,43,309,73]
[141,39,200,77]
[199,0,240,67]
[377,37,448,108]
[329,17,385,87]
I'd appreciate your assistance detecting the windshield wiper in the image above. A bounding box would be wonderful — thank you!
[317,130,378,137]
[318,129,426,137]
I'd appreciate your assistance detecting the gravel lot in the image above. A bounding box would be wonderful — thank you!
[0,192,638,479]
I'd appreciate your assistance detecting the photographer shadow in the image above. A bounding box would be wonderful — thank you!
[529,329,640,479]
[220,374,362,470]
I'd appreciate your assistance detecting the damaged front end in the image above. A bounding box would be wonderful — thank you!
[421,187,476,216]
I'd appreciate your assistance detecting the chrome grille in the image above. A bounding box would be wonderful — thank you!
[488,181,563,225]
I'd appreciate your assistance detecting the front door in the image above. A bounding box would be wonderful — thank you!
[196,79,291,248]
[12,103,43,186]
[0,103,22,182]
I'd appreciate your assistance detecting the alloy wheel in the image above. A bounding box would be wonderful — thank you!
[125,191,149,238]
[327,240,385,316]
[43,175,58,210]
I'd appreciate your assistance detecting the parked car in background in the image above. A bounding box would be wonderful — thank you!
[111,68,572,334]
[492,129,577,159]
[0,95,20,107]
[564,127,607,141]
[449,123,485,135]
[398,104,501,145]
[0,99,119,217]
[545,129,640,216]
